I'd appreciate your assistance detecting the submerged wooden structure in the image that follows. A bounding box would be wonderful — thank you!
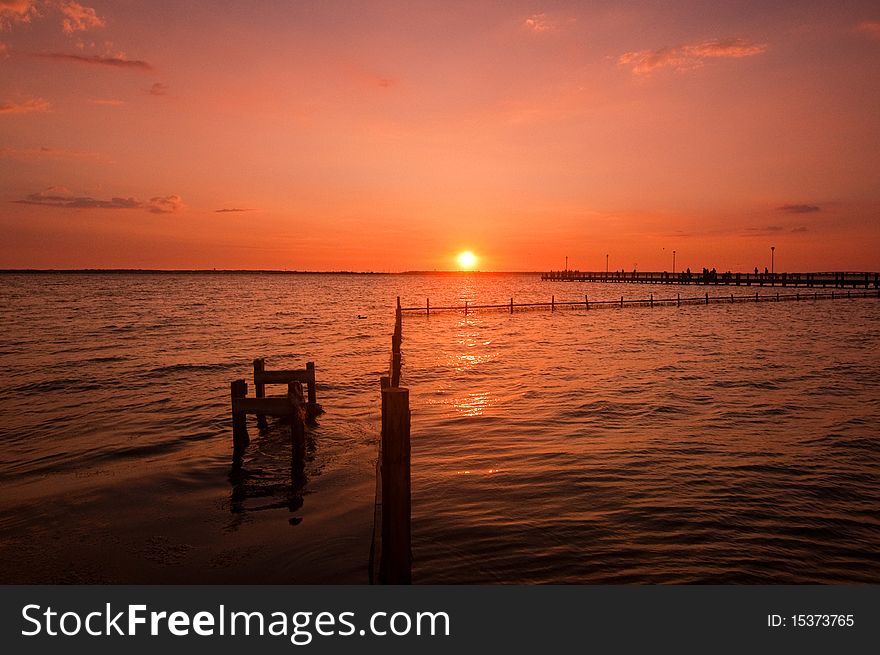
[229,359,321,460]
[370,297,412,584]
[542,270,880,288]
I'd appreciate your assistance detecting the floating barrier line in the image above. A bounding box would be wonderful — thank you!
[399,289,880,315]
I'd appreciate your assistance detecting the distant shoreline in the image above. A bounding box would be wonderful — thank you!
[0,269,540,275]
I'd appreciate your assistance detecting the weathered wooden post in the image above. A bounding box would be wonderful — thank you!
[380,386,411,584]
[677,293,680,307]
[756,291,759,302]
[426,298,430,316]
[464,300,468,316]
[776,292,780,302]
[306,361,317,419]
[585,294,589,310]
[650,293,653,308]
[231,379,249,454]
[620,296,623,308]
[551,295,555,311]
[731,293,734,303]
[253,358,268,429]
[289,381,306,475]
[705,292,709,305]
[509,297,513,314]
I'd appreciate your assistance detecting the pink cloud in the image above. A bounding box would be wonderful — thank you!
[524,13,553,33]
[523,13,573,34]
[619,37,767,75]
[856,21,880,39]
[0,97,50,114]
[0,0,37,29]
[59,1,103,34]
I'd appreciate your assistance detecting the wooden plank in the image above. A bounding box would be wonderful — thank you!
[254,369,311,385]
[232,396,295,416]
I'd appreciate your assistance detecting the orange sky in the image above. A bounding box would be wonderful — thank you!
[1,0,879,271]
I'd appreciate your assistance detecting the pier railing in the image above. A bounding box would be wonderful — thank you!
[399,289,880,315]
[541,270,880,288]
[370,297,411,584]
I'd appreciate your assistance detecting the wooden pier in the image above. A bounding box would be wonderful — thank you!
[370,297,412,584]
[541,270,880,288]
[398,289,879,315]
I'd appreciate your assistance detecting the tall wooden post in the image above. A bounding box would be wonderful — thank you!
[585,294,589,310]
[380,386,411,584]
[650,293,653,308]
[705,292,709,305]
[464,300,468,316]
[253,358,267,429]
[551,295,555,311]
[426,298,430,316]
[231,379,248,454]
[677,293,680,307]
[510,297,513,314]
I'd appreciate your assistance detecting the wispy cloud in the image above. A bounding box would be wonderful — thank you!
[146,195,183,213]
[524,13,553,33]
[619,37,767,75]
[0,0,37,30]
[59,1,103,34]
[13,188,183,213]
[778,203,821,213]
[856,20,880,39]
[0,145,105,161]
[743,224,808,236]
[523,13,573,34]
[37,51,153,71]
[148,82,168,96]
[0,97,50,114]
[89,98,124,106]
[215,208,253,213]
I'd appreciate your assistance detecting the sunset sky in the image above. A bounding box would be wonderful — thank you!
[2,0,879,271]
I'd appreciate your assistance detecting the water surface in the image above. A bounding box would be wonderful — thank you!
[1,273,878,583]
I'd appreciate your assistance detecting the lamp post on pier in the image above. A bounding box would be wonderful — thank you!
[771,246,775,274]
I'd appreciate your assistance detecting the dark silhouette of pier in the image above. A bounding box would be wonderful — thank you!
[541,270,880,288]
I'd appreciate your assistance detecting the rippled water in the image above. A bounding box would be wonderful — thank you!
[1,273,878,583]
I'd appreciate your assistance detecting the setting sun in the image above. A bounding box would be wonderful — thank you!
[457,251,478,270]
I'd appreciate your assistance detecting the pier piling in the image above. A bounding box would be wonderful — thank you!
[231,379,249,454]
[253,358,267,429]
[379,386,411,585]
